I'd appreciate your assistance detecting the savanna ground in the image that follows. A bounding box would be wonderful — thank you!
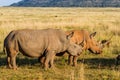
[0,7,120,80]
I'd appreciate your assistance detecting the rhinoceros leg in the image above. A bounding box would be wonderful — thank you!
[49,53,55,69]
[10,50,18,70]
[40,57,45,64]
[11,55,17,70]
[73,56,78,66]
[68,55,73,65]
[39,56,45,68]
[44,53,51,70]
[7,56,12,69]
[68,55,78,66]
[44,51,55,70]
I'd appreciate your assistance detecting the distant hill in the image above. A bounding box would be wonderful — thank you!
[10,0,120,7]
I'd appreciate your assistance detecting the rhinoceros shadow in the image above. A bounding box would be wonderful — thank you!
[0,57,6,66]
[77,58,117,69]
[0,57,39,66]
[0,52,39,66]
[16,57,39,66]
[0,53,118,69]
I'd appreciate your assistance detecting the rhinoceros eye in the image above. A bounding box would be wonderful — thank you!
[96,43,98,46]
[73,45,76,48]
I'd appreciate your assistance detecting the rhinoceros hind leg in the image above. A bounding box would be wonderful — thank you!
[7,56,12,69]
[10,50,18,70]
[73,56,78,67]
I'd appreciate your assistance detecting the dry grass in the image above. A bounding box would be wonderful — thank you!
[0,7,120,54]
[0,7,120,80]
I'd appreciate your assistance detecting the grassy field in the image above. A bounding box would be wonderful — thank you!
[0,7,120,80]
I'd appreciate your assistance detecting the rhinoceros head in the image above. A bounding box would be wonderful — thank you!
[86,32,112,54]
[66,32,82,56]
[67,43,82,56]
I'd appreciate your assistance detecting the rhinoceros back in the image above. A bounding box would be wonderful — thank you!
[4,29,69,57]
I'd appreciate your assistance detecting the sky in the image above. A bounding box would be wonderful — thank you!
[0,0,21,6]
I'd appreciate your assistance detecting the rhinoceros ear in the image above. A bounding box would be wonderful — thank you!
[66,31,74,39]
[90,32,96,38]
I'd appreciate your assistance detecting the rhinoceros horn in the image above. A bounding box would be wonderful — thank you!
[101,35,113,48]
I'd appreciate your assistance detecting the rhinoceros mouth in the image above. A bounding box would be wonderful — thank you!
[88,49,95,53]
[88,49,100,54]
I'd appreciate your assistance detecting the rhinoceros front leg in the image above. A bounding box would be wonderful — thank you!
[44,51,55,70]
[68,55,73,66]
[49,53,55,69]
[38,56,45,68]
[40,56,45,64]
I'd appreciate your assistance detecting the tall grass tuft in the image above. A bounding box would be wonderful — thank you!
[79,63,85,80]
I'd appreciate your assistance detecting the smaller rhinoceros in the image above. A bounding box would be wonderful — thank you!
[66,30,112,66]
[3,28,82,70]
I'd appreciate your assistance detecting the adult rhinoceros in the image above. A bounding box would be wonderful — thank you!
[66,30,111,66]
[3,28,82,70]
